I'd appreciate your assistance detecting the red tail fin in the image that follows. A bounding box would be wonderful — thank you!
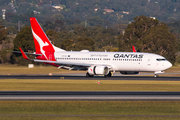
[30,17,64,60]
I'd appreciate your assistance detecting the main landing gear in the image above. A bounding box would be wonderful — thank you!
[86,72,94,77]
[104,72,112,77]
[86,72,112,77]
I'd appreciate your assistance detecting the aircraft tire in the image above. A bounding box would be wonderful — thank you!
[86,72,94,77]
[104,72,112,77]
[154,74,159,78]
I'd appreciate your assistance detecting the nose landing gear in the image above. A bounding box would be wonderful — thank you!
[154,71,164,78]
[154,74,159,78]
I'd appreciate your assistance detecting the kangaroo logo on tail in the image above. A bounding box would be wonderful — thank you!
[31,29,50,59]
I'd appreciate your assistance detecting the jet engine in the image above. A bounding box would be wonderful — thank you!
[88,66,109,75]
[120,71,139,75]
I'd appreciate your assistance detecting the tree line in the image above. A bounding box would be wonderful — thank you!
[2,0,180,31]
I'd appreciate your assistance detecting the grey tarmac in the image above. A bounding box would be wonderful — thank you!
[0,91,180,100]
[0,74,180,80]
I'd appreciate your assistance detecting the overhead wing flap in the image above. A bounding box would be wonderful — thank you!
[33,59,92,67]
[33,59,112,68]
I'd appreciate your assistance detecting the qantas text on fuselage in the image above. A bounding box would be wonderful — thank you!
[114,54,143,59]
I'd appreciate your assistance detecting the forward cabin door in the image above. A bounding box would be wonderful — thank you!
[147,57,151,66]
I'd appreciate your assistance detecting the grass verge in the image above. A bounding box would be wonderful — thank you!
[0,65,86,75]
[1,79,180,91]
[0,101,180,120]
[0,65,179,76]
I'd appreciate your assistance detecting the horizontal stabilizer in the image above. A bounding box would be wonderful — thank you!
[19,47,30,60]
[7,50,42,56]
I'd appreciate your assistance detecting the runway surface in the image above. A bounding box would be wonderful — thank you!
[1,91,180,100]
[0,74,180,80]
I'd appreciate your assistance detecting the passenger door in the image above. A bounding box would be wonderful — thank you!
[147,57,151,66]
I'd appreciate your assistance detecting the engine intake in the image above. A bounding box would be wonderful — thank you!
[88,66,109,75]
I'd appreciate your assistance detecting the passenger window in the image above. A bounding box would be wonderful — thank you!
[156,58,166,61]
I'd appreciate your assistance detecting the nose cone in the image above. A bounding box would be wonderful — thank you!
[167,61,172,69]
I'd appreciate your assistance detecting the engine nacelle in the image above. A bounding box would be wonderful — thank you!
[88,66,109,75]
[120,71,139,75]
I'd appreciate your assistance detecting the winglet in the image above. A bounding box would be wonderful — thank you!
[19,47,30,60]
[132,46,136,52]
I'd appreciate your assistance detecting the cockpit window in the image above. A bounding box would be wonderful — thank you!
[156,58,167,61]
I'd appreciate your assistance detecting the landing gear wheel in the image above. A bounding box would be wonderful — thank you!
[104,72,112,77]
[86,72,94,77]
[154,74,159,78]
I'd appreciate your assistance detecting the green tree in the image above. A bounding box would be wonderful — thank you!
[46,30,58,44]
[118,15,177,64]
[143,23,177,64]
[51,14,64,20]
[59,37,95,51]
[175,55,180,64]
[87,26,118,50]
[13,26,36,65]
[13,26,34,52]
[7,26,18,35]
[74,18,81,24]
[87,16,104,26]
[43,21,55,31]
[59,39,74,51]
[55,20,65,32]
[0,22,6,44]
[74,37,95,51]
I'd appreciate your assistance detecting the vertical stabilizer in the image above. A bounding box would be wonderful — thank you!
[30,17,65,60]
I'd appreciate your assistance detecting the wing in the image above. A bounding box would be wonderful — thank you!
[34,59,92,67]
[19,48,111,70]
[34,59,112,71]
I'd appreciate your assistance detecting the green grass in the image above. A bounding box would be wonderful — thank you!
[1,117,180,120]
[0,64,86,75]
[0,101,180,120]
[0,65,180,120]
[1,79,180,91]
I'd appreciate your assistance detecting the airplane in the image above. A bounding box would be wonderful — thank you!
[15,17,172,78]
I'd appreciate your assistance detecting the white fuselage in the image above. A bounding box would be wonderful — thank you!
[54,51,172,72]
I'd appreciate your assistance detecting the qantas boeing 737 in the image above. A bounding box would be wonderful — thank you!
[15,17,172,77]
